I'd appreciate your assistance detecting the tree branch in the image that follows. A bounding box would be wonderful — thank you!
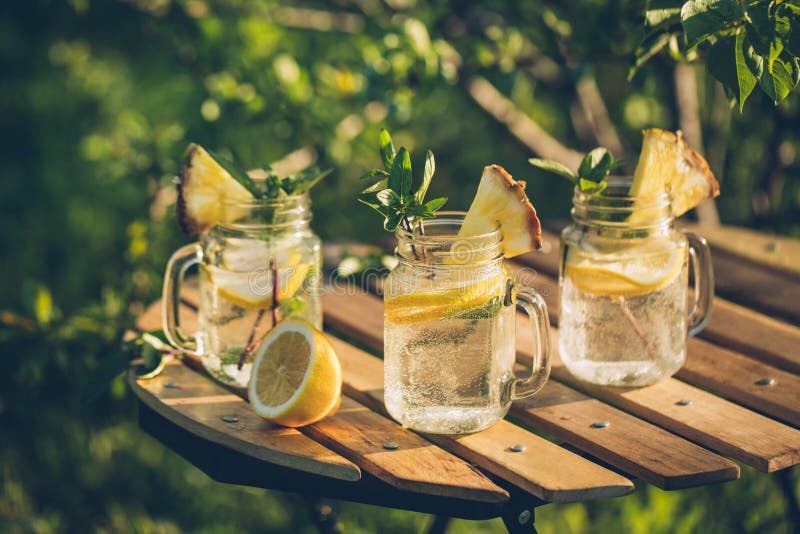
[465,76,584,170]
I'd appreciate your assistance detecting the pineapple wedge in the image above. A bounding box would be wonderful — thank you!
[460,164,542,258]
[631,129,719,217]
[176,143,254,235]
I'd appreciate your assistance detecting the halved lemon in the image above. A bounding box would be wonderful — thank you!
[385,273,506,324]
[203,261,311,309]
[248,320,342,427]
[566,246,686,297]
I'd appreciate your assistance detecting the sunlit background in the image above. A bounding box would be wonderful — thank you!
[1,1,798,532]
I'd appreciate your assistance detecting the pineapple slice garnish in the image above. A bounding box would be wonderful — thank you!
[631,129,719,217]
[176,143,254,235]
[459,165,542,258]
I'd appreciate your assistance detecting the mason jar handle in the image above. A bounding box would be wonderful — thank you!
[512,285,552,400]
[162,243,201,354]
[685,232,714,337]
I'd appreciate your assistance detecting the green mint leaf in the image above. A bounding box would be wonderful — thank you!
[758,55,797,103]
[379,128,396,170]
[528,158,576,181]
[447,296,502,320]
[578,178,608,195]
[207,149,264,198]
[681,0,745,49]
[389,147,413,198]
[357,197,388,216]
[284,167,331,195]
[630,32,672,80]
[360,169,390,181]
[645,0,684,27]
[414,149,435,203]
[424,197,447,213]
[360,178,388,195]
[383,211,405,232]
[578,148,615,183]
[280,296,307,317]
[376,188,401,207]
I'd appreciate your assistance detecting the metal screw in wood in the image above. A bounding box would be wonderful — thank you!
[591,421,610,428]
[755,377,776,386]
[509,444,527,452]
[221,415,239,423]
[383,441,399,450]
[676,399,693,406]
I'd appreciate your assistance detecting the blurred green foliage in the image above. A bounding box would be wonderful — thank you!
[1,0,798,532]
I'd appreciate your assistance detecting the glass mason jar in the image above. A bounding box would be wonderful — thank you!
[163,193,322,388]
[559,181,713,387]
[383,213,552,434]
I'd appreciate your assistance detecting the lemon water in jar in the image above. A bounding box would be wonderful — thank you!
[559,182,713,387]
[163,193,321,388]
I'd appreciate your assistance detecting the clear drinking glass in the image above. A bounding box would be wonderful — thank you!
[559,181,714,387]
[163,193,322,388]
[383,213,551,434]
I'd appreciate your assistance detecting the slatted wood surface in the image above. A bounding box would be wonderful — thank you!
[131,232,800,525]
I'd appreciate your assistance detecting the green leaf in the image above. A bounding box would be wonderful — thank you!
[383,211,405,232]
[207,149,263,198]
[424,197,447,213]
[758,55,797,103]
[360,169,390,181]
[737,31,762,111]
[414,149,435,203]
[360,178,388,195]
[282,167,330,195]
[447,296,502,320]
[578,178,609,195]
[630,32,672,80]
[388,147,412,198]
[645,0,684,27]
[376,188,401,207]
[578,148,614,183]
[379,128,396,170]
[528,158,576,181]
[681,0,745,48]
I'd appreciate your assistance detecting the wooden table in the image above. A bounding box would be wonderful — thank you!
[130,228,800,533]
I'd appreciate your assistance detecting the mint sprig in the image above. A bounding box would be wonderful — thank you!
[207,150,331,199]
[358,128,447,232]
[529,147,623,195]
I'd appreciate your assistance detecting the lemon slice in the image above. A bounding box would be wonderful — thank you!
[566,246,685,297]
[248,320,342,427]
[385,273,505,324]
[203,262,311,309]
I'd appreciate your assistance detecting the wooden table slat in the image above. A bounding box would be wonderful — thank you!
[131,362,361,482]
[325,335,636,502]
[323,289,741,489]
[302,396,509,504]
[538,327,800,472]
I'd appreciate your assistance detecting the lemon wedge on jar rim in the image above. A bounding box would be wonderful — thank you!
[566,246,686,298]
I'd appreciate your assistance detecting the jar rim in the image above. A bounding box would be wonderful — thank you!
[220,191,310,208]
[394,211,504,266]
[573,178,671,205]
